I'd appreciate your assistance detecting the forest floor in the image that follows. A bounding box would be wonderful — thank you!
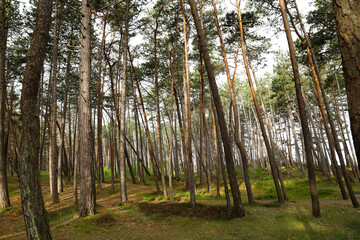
[1,167,360,240]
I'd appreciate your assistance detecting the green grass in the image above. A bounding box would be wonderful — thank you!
[48,205,78,223]
[3,166,360,240]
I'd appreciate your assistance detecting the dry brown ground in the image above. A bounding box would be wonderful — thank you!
[0,178,155,239]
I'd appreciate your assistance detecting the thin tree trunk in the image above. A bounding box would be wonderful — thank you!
[182,2,196,206]
[211,107,221,197]
[73,100,79,204]
[49,0,60,203]
[119,0,130,202]
[200,56,211,192]
[0,0,10,208]
[154,3,168,198]
[58,31,72,192]
[279,0,320,217]
[96,11,108,190]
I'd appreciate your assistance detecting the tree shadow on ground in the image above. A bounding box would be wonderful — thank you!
[125,201,236,220]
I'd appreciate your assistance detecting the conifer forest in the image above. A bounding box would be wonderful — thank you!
[0,0,360,239]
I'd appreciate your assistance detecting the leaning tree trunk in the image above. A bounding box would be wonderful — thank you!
[79,0,96,217]
[279,0,321,217]
[236,0,286,203]
[291,0,359,207]
[334,0,360,182]
[188,0,245,217]
[211,0,254,204]
[18,0,53,237]
[0,0,10,208]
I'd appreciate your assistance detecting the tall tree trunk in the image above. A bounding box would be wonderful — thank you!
[279,0,320,217]
[188,0,245,217]
[96,11,108,190]
[119,0,130,202]
[73,98,79,204]
[167,13,180,202]
[333,0,360,173]
[0,0,10,208]
[200,57,211,192]
[154,3,167,198]
[79,0,96,217]
[18,0,53,237]
[211,107,221,197]
[58,31,72,192]
[50,0,60,202]
[182,1,196,206]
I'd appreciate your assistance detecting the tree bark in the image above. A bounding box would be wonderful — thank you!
[0,0,10,208]
[79,0,96,217]
[49,0,60,202]
[182,1,196,206]
[58,27,72,192]
[333,0,360,172]
[96,11,108,190]
[18,0,53,237]
[154,3,167,198]
[119,0,130,202]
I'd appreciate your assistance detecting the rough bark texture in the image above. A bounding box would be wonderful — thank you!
[334,0,360,172]
[79,0,96,217]
[18,0,53,237]
[0,0,10,208]
[279,0,321,217]
[188,0,245,217]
